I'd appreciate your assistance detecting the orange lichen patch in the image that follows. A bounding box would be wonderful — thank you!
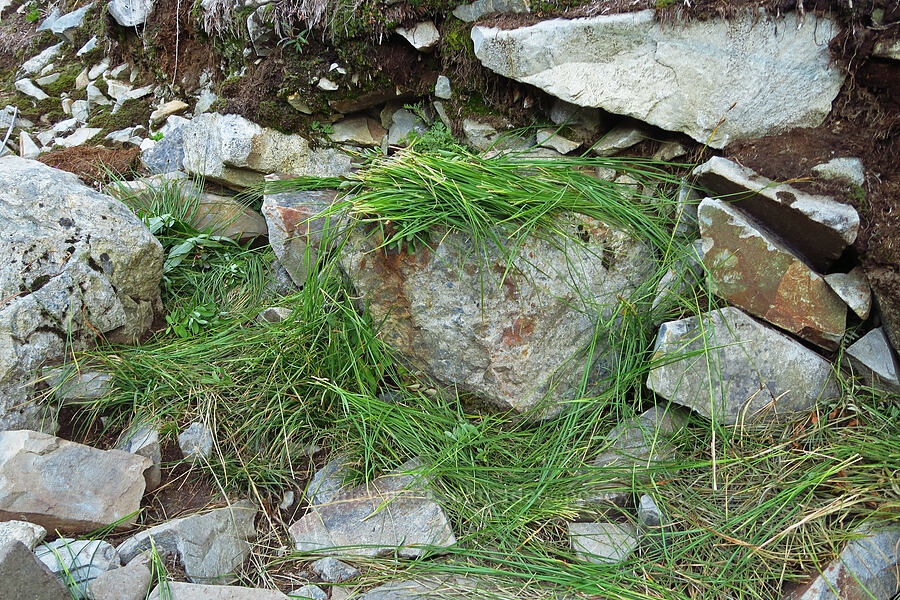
[500,316,535,347]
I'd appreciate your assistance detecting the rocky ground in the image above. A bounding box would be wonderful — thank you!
[0,1,898,599]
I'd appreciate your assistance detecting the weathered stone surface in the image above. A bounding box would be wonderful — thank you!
[117,420,162,492]
[453,0,529,22]
[568,522,638,564]
[19,130,40,159]
[825,267,871,320]
[396,21,440,51]
[304,456,351,506]
[0,541,70,600]
[0,430,151,532]
[536,128,580,153]
[339,215,654,416]
[434,75,451,100]
[328,116,387,147]
[261,183,343,287]
[14,78,48,100]
[354,575,494,600]
[289,459,456,558]
[58,127,103,148]
[0,519,46,550]
[182,113,351,190]
[255,306,293,324]
[117,500,257,584]
[141,116,188,174]
[591,125,644,157]
[647,307,840,425]
[289,584,328,600]
[698,197,846,349]
[693,157,858,270]
[36,538,121,598]
[637,494,666,531]
[812,157,865,187]
[21,43,65,75]
[108,0,156,27]
[472,10,844,148]
[178,421,213,462]
[47,4,92,43]
[0,157,163,430]
[89,557,153,600]
[310,557,359,583]
[148,582,288,599]
[43,368,112,401]
[843,328,900,394]
[387,108,427,146]
[247,5,277,57]
[149,100,189,125]
[784,526,900,600]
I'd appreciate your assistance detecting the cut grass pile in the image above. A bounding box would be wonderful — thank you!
[60,147,899,600]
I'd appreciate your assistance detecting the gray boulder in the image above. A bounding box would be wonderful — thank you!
[289,584,327,600]
[89,556,153,600]
[568,521,638,564]
[178,421,214,462]
[148,582,288,599]
[471,10,844,148]
[0,520,46,551]
[0,157,163,431]
[288,459,456,558]
[339,215,654,416]
[843,328,900,394]
[354,575,494,600]
[108,0,156,27]
[647,308,839,425]
[117,420,163,492]
[0,430,151,532]
[141,117,188,174]
[35,538,121,599]
[303,457,352,506]
[310,557,359,583]
[0,541,70,600]
[21,43,65,75]
[117,500,257,584]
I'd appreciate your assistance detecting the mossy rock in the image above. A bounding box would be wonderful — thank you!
[89,98,152,133]
[41,63,83,97]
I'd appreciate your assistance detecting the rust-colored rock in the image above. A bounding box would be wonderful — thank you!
[699,197,846,349]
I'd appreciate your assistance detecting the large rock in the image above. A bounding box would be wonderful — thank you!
[0,519,46,550]
[0,157,163,431]
[339,215,654,416]
[288,459,456,558]
[784,526,900,600]
[354,576,496,600]
[0,430,151,532]
[693,157,859,270]
[698,197,846,349]
[181,113,352,190]
[0,541,70,600]
[568,521,638,564]
[471,10,844,148]
[89,556,153,600]
[35,538,121,598]
[148,582,288,599]
[108,0,155,27]
[647,308,839,425]
[117,500,257,584]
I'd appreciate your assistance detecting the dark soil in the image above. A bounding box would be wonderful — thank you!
[38,146,142,184]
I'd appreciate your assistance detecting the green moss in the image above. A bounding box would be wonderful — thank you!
[88,98,152,133]
[92,77,108,95]
[41,63,83,97]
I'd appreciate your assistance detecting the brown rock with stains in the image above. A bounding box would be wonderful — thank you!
[699,197,846,349]
[339,214,654,417]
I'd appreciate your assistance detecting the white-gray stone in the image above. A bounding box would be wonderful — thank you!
[89,59,111,80]
[88,556,153,600]
[43,368,112,401]
[591,125,644,157]
[48,4,92,42]
[195,89,218,114]
[76,36,98,57]
[844,328,900,394]
[106,80,134,104]
[647,307,840,425]
[396,21,440,51]
[36,538,120,599]
[1,105,34,131]
[328,116,387,147]
[568,522,638,564]
[34,73,60,87]
[150,100,189,125]
[811,157,865,187]
[0,157,163,430]
[434,75,451,100]
[472,10,844,147]
[536,128,580,154]
[58,127,103,147]
[247,5,277,57]
[0,520,46,551]
[825,267,871,319]
[288,585,327,600]
[117,420,163,492]
[87,83,112,106]
[638,494,665,530]
[873,38,900,61]
[310,557,359,583]
[72,99,90,123]
[18,130,40,159]
[316,77,339,91]
[303,456,351,506]
[387,108,427,146]
[148,582,288,599]
[108,0,156,27]
[453,0,529,22]
[549,98,603,132]
[117,500,257,584]
[21,43,65,76]
[178,421,214,461]
[14,79,48,101]
[255,306,293,324]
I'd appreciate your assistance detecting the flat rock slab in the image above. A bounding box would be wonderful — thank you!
[339,215,654,416]
[0,541,69,600]
[354,575,497,600]
[647,307,839,425]
[117,500,257,584]
[89,557,153,600]
[569,521,638,564]
[0,430,150,532]
[699,197,846,349]
[35,538,121,598]
[472,10,843,148]
[289,459,456,558]
[693,157,858,270]
[844,328,900,393]
[148,582,288,599]
[784,526,900,600]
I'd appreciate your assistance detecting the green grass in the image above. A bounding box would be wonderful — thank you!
[62,148,899,600]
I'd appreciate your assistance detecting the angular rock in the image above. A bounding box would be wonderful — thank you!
[178,421,213,462]
[317,77,339,92]
[106,80,134,104]
[87,83,112,106]
[289,584,328,600]
[34,72,60,87]
[0,157,163,430]
[339,215,654,416]
[0,541,70,600]
[650,239,704,316]
[76,36,98,57]
[699,197,846,349]
[784,526,900,600]
[35,538,120,598]
[108,0,156,27]
[182,113,351,190]
[43,367,112,401]
[0,520,46,550]
[387,108,427,146]
[72,100,90,123]
[0,430,151,531]
[637,494,665,530]
[1,105,34,131]
[568,522,638,564]
[536,128,580,154]
[329,117,387,148]
[141,116,188,174]
[812,157,865,187]
[58,127,103,148]
[148,582,288,599]
[693,157,858,270]
[647,307,840,425]
[396,21,440,51]
[304,457,352,506]
[310,557,359,583]
[48,4,92,43]
[261,183,343,287]
[19,130,40,159]
[247,5,277,57]
[289,459,456,558]
[434,75,451,100]
[472,10,844,147]
[14,79,49,101]
[843,328,900,394]
[117,500,257,584]
[825,267,871,320]
[549,98,603,132]
[150,99,189,125]
[21,43,65,75]
[89,556,153,600]
[453,0,529,22]
[117,420,163,492]
[591,125,644,157]
[88,59,110,80]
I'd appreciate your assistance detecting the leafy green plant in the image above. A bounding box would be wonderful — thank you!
[164,302,223,338]
[278,27,311,53]
[310,119,334,135]
[24,2,41,21]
